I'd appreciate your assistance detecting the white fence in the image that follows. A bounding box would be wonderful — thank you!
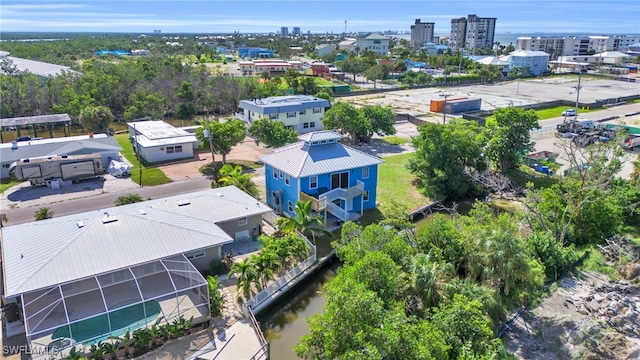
[241,235,317,317]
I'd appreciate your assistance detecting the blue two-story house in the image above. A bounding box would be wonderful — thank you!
[259,131,383,226]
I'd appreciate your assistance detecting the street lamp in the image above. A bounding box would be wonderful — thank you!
[439,92,452,124]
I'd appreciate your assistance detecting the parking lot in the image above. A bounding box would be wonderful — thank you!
[343,76,640,118]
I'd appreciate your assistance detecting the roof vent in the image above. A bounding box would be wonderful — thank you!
[177,199,191,206]
[61,154,68,159]
[76,221,85,228]
[215,193,223,197]
[23,158,30,163]
[138,209,147,215]
[101,215,118,224]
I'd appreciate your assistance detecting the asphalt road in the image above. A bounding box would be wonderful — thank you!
[3,177,211,226]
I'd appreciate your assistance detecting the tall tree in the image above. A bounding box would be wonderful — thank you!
[408,119,487,200]
[78,105,114,133]
[228,258,258,299]
[196,118,247,164]
[247,118,298,148]
[322,101,369,145]
[359,104,396,142]
[486,107,540,173]
[339,56,367,81]
[176,81,196,119]
[363,64,386,89]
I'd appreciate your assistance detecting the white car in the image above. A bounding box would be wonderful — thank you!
[562,109,577,116]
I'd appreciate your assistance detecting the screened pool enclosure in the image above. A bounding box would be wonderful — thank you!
[21,255,209,359]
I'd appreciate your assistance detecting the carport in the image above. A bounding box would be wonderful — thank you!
[0,113,72,142]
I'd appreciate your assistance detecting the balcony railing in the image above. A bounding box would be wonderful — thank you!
[299,192,327,211]
[320,180,365,202]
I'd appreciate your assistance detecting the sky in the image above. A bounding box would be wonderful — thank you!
[1,0,639,35]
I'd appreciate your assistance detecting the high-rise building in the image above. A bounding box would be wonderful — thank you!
[516,35,640,57]
[449,17,467,50]
[281,27,289,36]
[450,14,496,52]
[292,27,301,36]
[410,19,435,50]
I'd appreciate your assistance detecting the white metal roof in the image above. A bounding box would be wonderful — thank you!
[0,134,121,164]
[1,186,271,297]
[127,120,198,148]
[259,136,383,177]
[298,130,343,143]
[4,56,78,77]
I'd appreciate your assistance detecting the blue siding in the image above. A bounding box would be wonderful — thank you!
[264,164,299,217]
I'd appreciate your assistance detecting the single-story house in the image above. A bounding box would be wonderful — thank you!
[237,95,331,134]
[0,134,121,179]
[0,186,271,359]
[315,44,335,58]
[127,121,198,163]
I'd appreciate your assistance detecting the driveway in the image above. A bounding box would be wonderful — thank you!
[157,137,271,181]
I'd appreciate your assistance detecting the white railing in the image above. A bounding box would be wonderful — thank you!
[324,200,349,221]
[320,180,365,202]
[241,237,317,317]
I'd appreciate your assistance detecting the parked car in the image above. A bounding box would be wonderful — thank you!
[561,109,577,116]
[15,136,31,142]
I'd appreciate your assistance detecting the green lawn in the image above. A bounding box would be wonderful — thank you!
[377,153,431,212]
[380,136,409,145]
[313,77,334,86]
[0,179,20,194]
[535,105,601,120]
[115,134,172,187]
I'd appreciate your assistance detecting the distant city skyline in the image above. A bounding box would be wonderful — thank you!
[1,1,639,34]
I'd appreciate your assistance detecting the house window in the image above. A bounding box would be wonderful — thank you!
[363,190,369,202]
[303,122,309,129]
[362,166,370,179]
[185,249,205,259]
[166,146,175,154]
[272,191,280,205]
[309,176,318,189]
[288,201,293,212]
[310,122,316,128]
[238,217,248,226]
[287,112,296,118]
[279,170,284,178]
[313,108,322,113]
[175,145,183,153]
[285,174,290,186]
[2,164,9,168]
[273,168,278,179]
[269,114,278,120]
[299,110,306,115]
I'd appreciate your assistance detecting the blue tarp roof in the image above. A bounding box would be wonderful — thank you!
[94,50,131,56]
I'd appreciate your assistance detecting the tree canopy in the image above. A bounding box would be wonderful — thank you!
[196,118,246,164]
[323,102,396,145]
[486,107,540,173]
[78,105,114,133]
[408,119,487,200]
[247,118,299,148]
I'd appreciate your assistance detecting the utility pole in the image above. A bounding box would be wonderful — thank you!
[134,123,142,187]
[440,93,452,124]
[575,67,583,119]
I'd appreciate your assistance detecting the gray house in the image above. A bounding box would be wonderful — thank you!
[0,134,121,179]
[0,186,271,358]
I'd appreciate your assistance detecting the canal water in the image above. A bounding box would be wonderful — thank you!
[258,262,340,360]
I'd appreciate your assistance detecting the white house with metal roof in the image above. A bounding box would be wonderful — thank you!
[237,95,331,134]
[0,134,121,179]
[127,121,199,163]
[0,186,271,359]
[259,131,383,226]
[354,33,390,56]
[0,51,78,77]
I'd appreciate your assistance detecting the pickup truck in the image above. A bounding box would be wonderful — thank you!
[622,135,640,151]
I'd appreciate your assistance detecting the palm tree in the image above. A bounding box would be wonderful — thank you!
[216,164,259,198]
[480,230,530,297]
[229,258,258,299]
[253,249,279,288]
[34,207,54,221]
[276,200,331,244]
[409,253,454,309]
